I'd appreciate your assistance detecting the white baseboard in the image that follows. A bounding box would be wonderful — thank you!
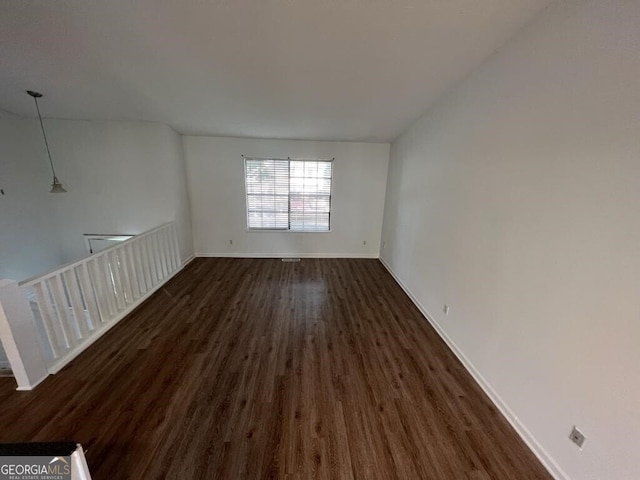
[195,253,379,259]
[182,254,196,266]
[378,256,570,480]
[16,373,48,391]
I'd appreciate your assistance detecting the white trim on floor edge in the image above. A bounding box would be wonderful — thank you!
[379,256,571,480]
[196,253,379,259]
[15,373,48,391]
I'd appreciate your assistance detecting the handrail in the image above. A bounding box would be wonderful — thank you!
[20,222,174,287]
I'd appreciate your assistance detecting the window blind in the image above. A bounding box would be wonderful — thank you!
[245,158,333,231]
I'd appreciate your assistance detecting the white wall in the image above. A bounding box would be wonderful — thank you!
[0,110,64,281]
[1,115,194,279]
[381,1,640,479]
[0,109,64,373]
[44,119,194,265]
[184,136,389,258]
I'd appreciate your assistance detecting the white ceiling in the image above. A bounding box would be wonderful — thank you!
[0,0,552,142]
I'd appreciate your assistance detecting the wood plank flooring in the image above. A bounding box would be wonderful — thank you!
[0,258,552,479]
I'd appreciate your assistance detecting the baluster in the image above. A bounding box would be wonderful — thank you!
[171,224,181,270]
[78,262,101,329]
[33,282,61,359]
[147,234,160,286]
[164,226,176,272]
[157,231,167,280]
[157,229,169,279]
[63,269,90,340]
[48,275,76,349]
[134,239,149,294]
[125,243,141,300]
[149,232,161,281]
[103,253,120,315]
[88,258,108,322]
[117,246,134,305]
[108,249,125,311]
[97,254,118,319]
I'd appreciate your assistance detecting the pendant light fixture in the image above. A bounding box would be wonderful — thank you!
[27,90,66,193]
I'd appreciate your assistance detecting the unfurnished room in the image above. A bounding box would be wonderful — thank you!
[0,1,638,479]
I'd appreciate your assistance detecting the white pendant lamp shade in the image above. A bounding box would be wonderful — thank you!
[50,177,67,193]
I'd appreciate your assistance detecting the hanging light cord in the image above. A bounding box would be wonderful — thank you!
[32,96,57,178]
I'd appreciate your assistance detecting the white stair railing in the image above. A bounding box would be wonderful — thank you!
[0,222,183,389]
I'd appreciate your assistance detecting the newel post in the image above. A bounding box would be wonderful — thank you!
[0,279,49,390]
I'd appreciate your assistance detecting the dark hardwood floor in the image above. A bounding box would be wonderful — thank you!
[0,258,552,479]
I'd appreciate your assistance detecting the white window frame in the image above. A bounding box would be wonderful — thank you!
[244,157,334,232]
[83,234,134,254]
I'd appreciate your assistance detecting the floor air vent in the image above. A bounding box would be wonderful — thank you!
[281,258,301,262]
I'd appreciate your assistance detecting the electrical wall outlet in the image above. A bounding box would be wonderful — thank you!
[382,241,386,249]
[569,426,586,448]
[443,304,450,316]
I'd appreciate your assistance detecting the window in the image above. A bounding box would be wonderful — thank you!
[83,234,133,254]
[245,158,333,231]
